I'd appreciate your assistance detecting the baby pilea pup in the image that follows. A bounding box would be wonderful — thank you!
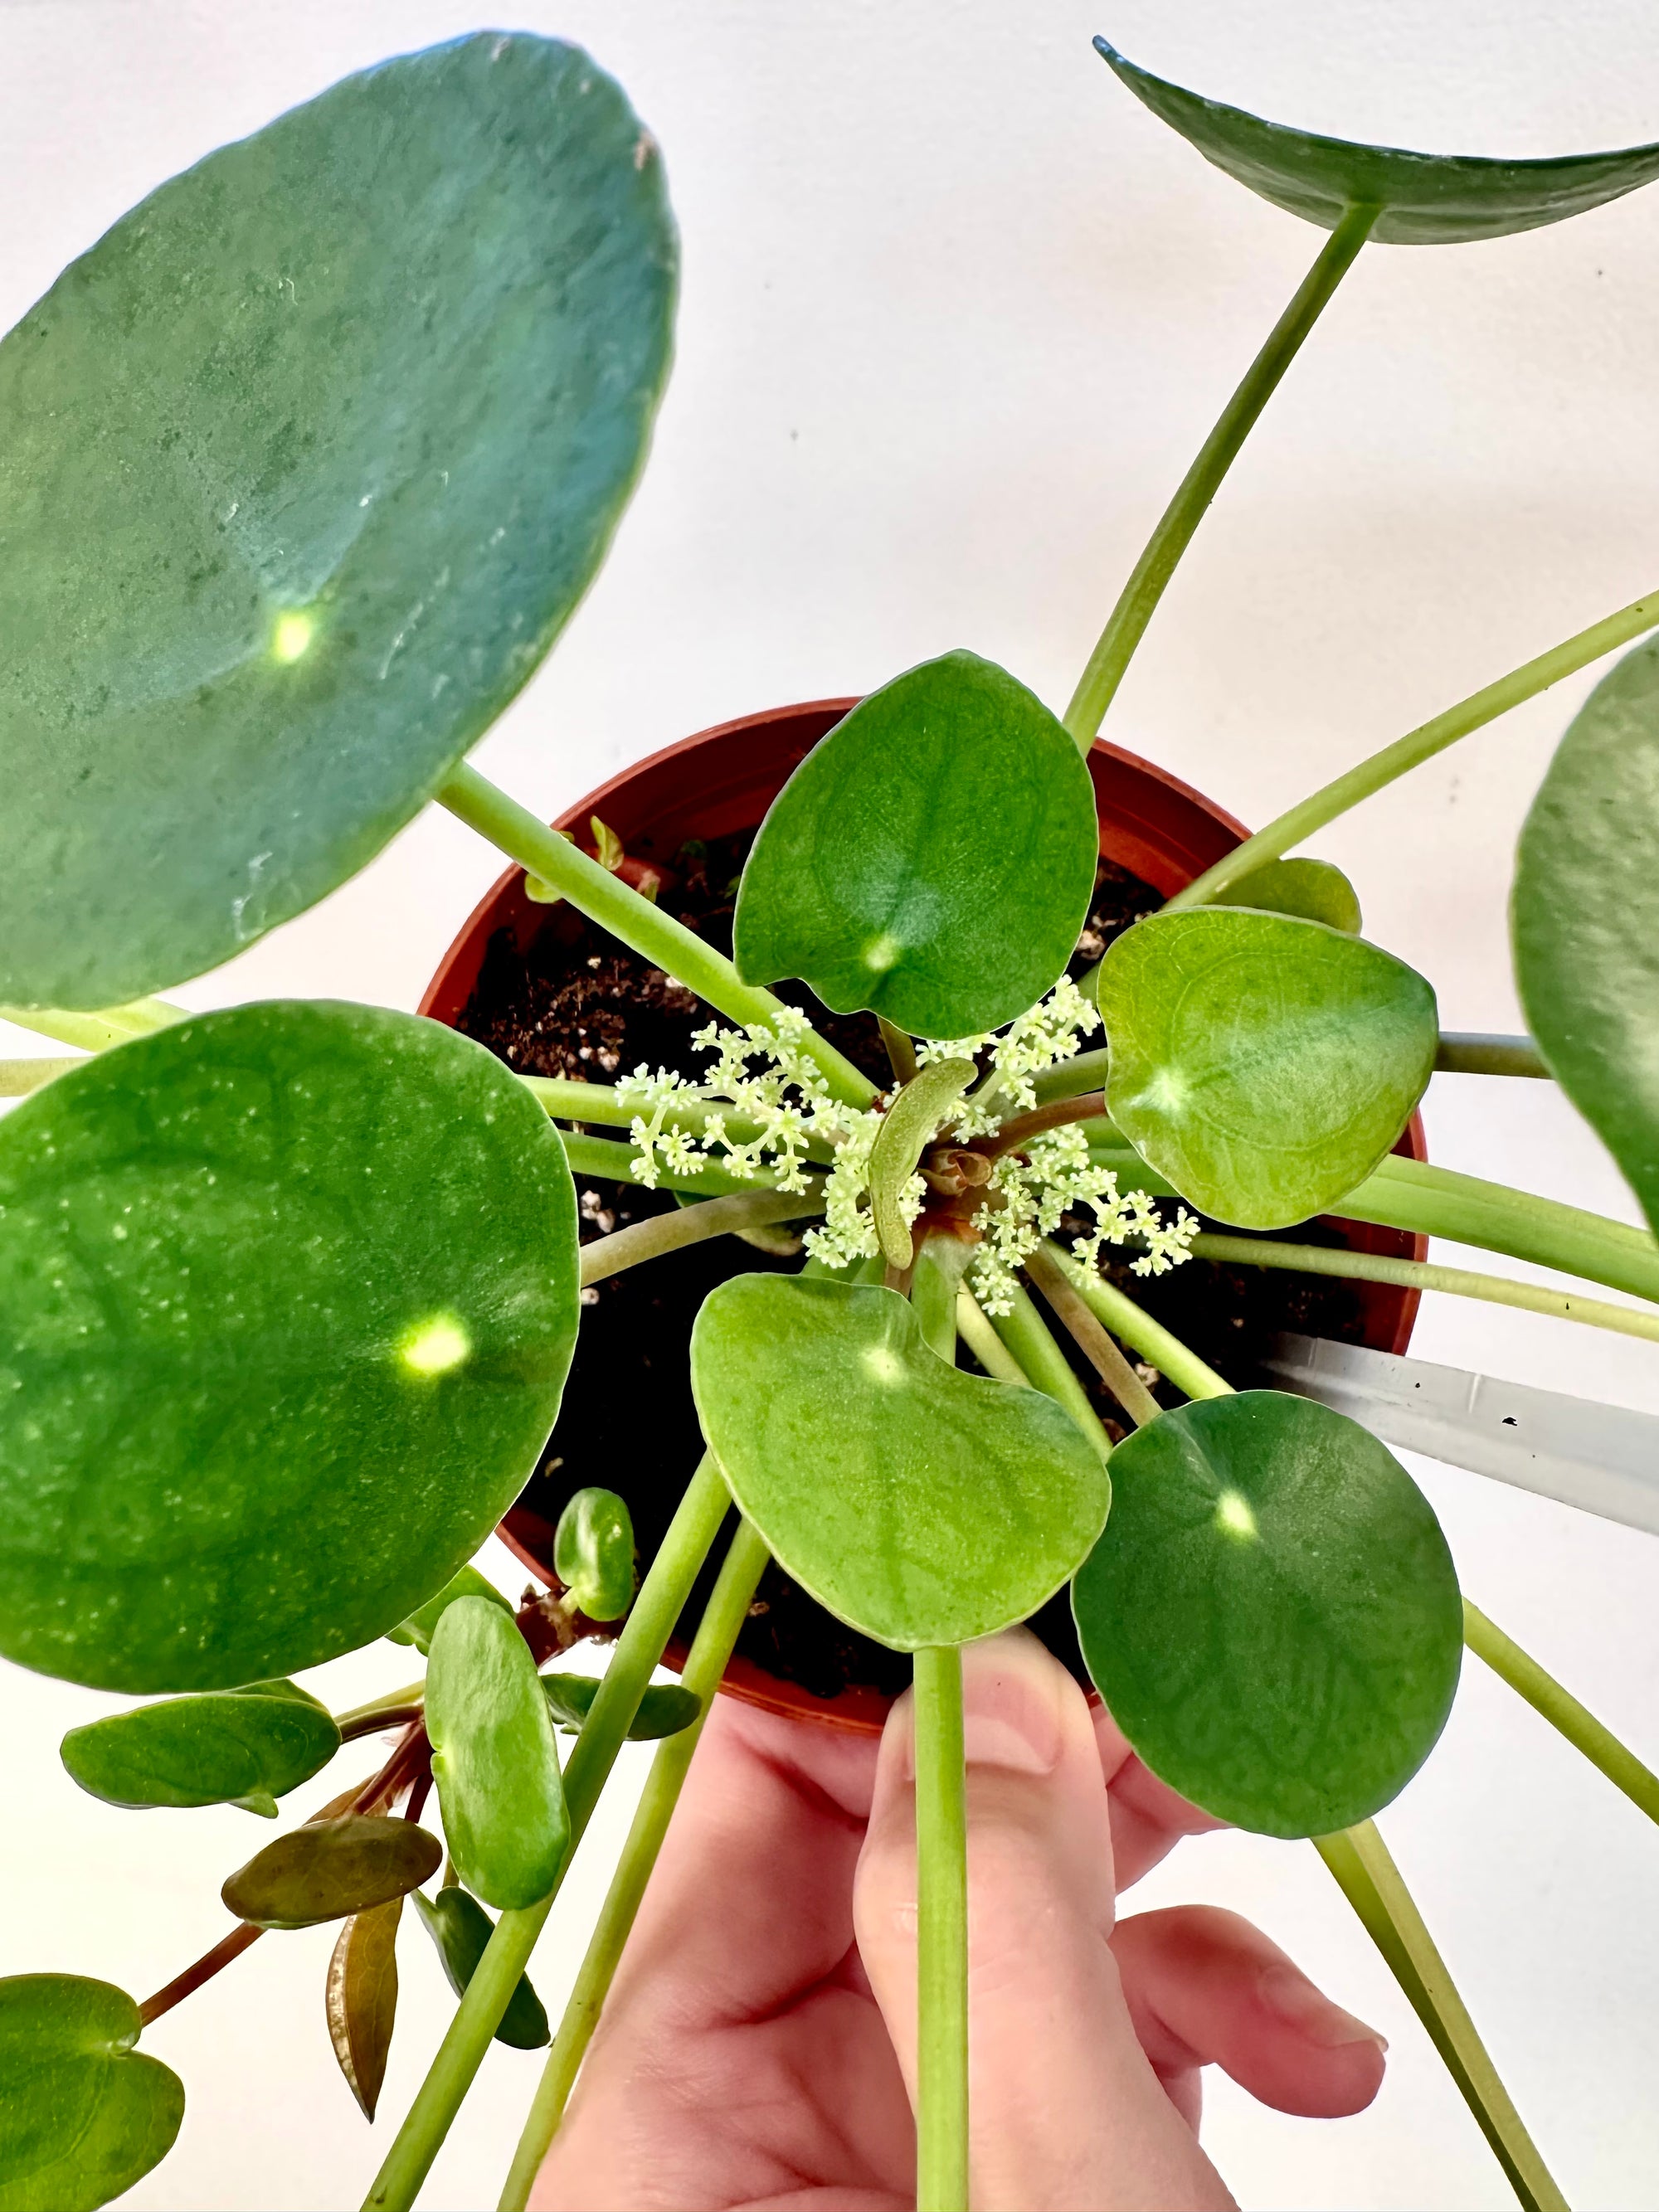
[1,27,1658,2212]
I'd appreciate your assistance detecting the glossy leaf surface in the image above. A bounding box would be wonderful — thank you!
[61,1680,339,1816]
[732,652,1100,1037]
[326,1897,401,2120]
[1212,857,1361,935]
[0,1001,578,1691]
[1095,37,1659,244]
[0,34,675,1009]
[540,1673,701,1741]
[553,1489,635,1621]
[411,1888,550,2049]
[0,1976,181,2212]
[1073,1392,1461,1836]
[426,1597,569,1910]
[386,1567,513,1655]
[691,1277,1111,1650]
[1098,910,1436,1228]
[1514,636,1659,1234]
[222,1815,440,1930]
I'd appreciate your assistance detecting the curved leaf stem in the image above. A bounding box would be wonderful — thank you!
[988,1285,1116,1458]
[1051,1248,1234,1401]
[559,1128,801,1198]
[438,765,876,1109]
[497,1518,771,2212]
[1024,1244,1160,1427]
[1062,205,1377,750]
[362,1456,734,2212]
[137,1923,262,2030]
[1463,1601,1659,1826]
[912,1236,971,1361]
[1313,1823,1567,2212]
[0,1053,80,1096]
[0,996,184,1053]
[981,1092,1107,1159]
[1436,1034,1550,1080]
[333,1682,426,1736]
[954,1287,1032,1385]
[1188,1232,1659,1344]
[913,1645,969,2212]
[580,1190,824,1286]
[1166,589,1659,912]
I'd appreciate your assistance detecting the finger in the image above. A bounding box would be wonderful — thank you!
[855,1630,1234,2212]
[1092,1699,1225,1891]
[600,1689,882,2034]
[1113,1905,1388,2121]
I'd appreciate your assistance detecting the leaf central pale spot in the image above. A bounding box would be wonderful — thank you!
[398,1313,471,1379]
[1141,1065,1189,1115]
[1215,1489,1258,1541]
[862,933,902,974]
[270,609,317,664]
[862,1344,906,1388]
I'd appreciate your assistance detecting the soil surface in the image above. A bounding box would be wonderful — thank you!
[458,835,1374,1702]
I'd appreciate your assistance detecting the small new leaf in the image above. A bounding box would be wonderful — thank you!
[541,1673,701,1740]
[1095,36,1659,244]
[426,1598,569,1911]
[411,1888,550,2049]
[325,1897,402,2121]
[868,1058,975,1268]
[552,1490,636,1621]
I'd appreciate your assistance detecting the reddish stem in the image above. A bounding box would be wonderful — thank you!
[138,1923,261,2028]
[979,1092,1108,1159]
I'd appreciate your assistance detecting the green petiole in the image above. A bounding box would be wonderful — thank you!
[581,1190,824,1287]
[1463,1602,1659,1830]
[912,1643,969,2212]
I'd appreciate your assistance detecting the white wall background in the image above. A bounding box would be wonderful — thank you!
[3,2,1659,2205]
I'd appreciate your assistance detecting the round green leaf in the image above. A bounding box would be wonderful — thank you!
[1073,1392,1461,1837]
[1213,857,1361,935]
[221,1814,441,1930]
[0,1976,182,2212]
[732,651,1100,1038]
[553,1488,636,1621]
[61,1681,341,1816]
[1097,909,1437,1229]
[0,33,676,1010]
[690,1276,1111,1650]
[426,1597,569,1911]
[0,1000,579,1692]
[1095,37,1659,245]
[1514,635,1659,1235]
[411,1888,550,2050]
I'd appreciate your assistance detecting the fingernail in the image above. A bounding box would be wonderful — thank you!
[1258,1964,1388,2052]
[961,1635,1066,1775]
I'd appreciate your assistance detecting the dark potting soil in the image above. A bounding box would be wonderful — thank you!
[457,836,1379,1704]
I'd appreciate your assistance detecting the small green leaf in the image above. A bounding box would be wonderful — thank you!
[411,1888,550,2050]
[61,1683,340,1816]
[386,1567,514,1655]
[1213,857,1361,935]
[221,1815,441,1930]
[1097,909,1436,1229]
[1095,36,1659,244]
[732,651,1100,1037]
[1514,635,1659,1234]
[541,1673,701,1741]
[690,1277,1111,1650]
[1073,1392,1461,1837]
[0,1001,579,1692]
[553,1489,636,1621]
[0,1976,182,2212]
[426,1598,569,1911]
[326,1896,402,2121]
[868,1060,976,1269]
[0,35,675,1010]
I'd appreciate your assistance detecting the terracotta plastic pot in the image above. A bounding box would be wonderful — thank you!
[421,698,1428,1730]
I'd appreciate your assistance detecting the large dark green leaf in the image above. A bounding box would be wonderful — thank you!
[0,1001,579,1691]
[1514,635,1659,1234]
[1073,1392,1461,1837]
[1097,909,1436,1228]
[61,1680,340,1816]
[690,1276,1110,1649]
[0,34,676,1010]
[0,1976,182,2211]
[426,1597,569,1911]
[411,1888,550,2050]
[222,1815,441,1930]
[732,652,1100,1038]
[1095,37,1659,245]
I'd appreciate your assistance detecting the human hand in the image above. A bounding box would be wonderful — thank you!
[532,1628,1387,2212]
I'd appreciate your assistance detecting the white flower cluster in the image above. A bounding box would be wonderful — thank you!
[615,978,1194,1307]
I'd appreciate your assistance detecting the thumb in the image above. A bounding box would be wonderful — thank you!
[854,1629,1233,2212]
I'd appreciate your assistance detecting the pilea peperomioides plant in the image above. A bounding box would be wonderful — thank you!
[6,26,1659,2212]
